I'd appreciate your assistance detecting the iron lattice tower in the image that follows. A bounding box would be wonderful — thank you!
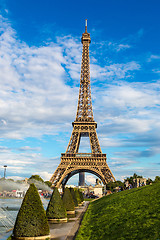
[50,20,115,187]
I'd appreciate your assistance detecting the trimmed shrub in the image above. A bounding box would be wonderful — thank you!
[62,187,75,211]
[70,188,78,207]
[78,189,84,202]
[13,183,49,237]
[46,187,67,219]
[74,188,81,204]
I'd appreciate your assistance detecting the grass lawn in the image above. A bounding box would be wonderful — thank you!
[83,198,93,202]
[76,182,160,240]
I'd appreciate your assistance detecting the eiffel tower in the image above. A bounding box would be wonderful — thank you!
[50,20,116,188]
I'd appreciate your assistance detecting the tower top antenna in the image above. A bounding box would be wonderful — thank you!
[85,19,87,32]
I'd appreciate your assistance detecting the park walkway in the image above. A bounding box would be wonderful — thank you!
[50,201,89,240]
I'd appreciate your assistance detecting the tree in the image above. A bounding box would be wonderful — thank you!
[12,183,49,237]
[70,188,78,207]
[124,173,143,186]
[62,187,75,211]
[78,189,84,202]
[45,181,52,188]
[154,176,160,182]
[7,178,14,182]
[106,181,124,191]
[29,175,44,182]
[28,175,50,190]
[133,173,142,179]
[46,187,67,219]
[146,178,153,185]
[74,188,81,204]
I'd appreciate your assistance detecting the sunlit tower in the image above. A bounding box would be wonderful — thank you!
[50,20,115,188]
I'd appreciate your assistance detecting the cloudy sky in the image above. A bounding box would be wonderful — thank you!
[0,0,160,185]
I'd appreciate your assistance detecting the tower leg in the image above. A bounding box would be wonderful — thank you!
[79,172,85,186]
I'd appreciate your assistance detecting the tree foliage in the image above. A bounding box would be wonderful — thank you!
[125,173,143,185]
[78,189,84,202]
[106,181,124,191]
[74,188,82,204]
[154,176,160,182]
[70,188,78,207]
[146,178,153,185]
[29,175,44,182]
[46,187,67,219]
[62,187,75,211]
[13,183,49,237]
[45,181,52,188]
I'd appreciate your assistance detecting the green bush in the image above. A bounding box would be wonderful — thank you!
[45,181,52,187]
[62,187,75,211]
[29,175,44,182]
[70,188,78,207]
[13,183,49,237]
[78,189,84,202]
[46,187,67,219]
[74,188,81,204]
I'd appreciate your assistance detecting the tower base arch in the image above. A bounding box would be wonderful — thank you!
[50,153,115,188]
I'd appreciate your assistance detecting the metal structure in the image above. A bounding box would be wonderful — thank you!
[50,20,116,188]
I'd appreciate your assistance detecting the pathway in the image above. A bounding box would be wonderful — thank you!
[50,201,89,240]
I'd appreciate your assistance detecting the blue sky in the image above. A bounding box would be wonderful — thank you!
[0,0,160,185]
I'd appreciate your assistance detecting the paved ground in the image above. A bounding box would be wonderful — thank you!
[50,201,90,240]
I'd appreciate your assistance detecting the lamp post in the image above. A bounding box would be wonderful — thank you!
[4,165,7,179]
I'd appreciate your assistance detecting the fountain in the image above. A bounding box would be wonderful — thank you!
[0,179,51,237]
[0,207,16,235]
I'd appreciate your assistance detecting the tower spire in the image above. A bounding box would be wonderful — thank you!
[76,19,92,122]
[85,19,87,33]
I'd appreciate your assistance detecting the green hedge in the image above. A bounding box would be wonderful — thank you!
[46,187,67,219]
[70,188,78,207]
[78,189,84,202]
[74,188,81,204]
[13,183,49,237]
[62,187,75,211]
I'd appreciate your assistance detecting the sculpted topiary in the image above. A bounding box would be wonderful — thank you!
[62,187,75,212]
[74,188,81,204]
[78,189,84,202]
[12,183,49,238]
[70,188,78,207]
[46,187,67,220]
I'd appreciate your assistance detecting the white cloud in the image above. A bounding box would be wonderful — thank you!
[90,61,140,81]
[0,14,143,141]
[7,176,24,180]
[18,146,41,152]
[147,54,160,62]
[100,138,121,148]
[0,147,61,180]
[107,41,131,52]
[0,16,79,139]
[86,175,96,185]
[93,80,160,139]
[108,157,137,168]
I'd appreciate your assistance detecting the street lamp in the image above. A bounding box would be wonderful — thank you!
[4,165,7,179]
